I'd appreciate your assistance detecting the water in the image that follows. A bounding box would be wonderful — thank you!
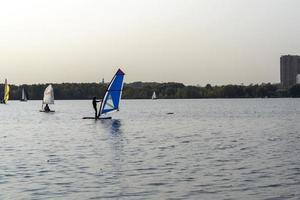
[0,99,299,200]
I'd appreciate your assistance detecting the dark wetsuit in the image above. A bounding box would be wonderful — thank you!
[92,98,100,119]
[44,104,50,112]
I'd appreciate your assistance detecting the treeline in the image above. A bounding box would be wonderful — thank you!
[1,82,300,100]
[122,82,300,98]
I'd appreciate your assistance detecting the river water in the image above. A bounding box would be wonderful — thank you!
[0,99,299,200]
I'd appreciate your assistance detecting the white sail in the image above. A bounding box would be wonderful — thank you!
[21,88,27,101]
[152,91,157,99]
[43,85,54,104]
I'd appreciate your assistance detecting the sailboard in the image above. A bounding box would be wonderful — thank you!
[152,91,157,100]
[20,88,28,102]
[1,79,10,104]
[83,68,125,120]
[40,84,55,112]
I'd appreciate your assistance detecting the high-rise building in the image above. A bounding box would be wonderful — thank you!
[297,74,300,84]
[280,55,300,88]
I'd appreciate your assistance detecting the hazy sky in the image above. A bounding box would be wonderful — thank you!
[1,0,300,85]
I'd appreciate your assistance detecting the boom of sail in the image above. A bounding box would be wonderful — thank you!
[43,85,54,105]
[98,69,125,117]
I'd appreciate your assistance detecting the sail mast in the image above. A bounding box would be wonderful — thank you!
[3,79,6,101]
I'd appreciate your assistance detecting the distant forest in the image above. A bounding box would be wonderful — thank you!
[1,82,300,100]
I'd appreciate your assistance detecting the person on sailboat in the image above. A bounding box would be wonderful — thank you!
[92,97,100,119]
[44,104,51,112]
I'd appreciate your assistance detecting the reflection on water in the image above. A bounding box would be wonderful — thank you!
[102,119,122,136]
[0,99,299,200]
[103,119,126,197]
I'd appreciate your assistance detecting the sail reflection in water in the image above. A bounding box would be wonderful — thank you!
[101,119,122,136]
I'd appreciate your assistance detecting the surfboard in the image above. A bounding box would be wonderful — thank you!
[40,110,55,113]
[82,116,112,120]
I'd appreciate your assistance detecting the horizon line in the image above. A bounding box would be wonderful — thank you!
[1,81,281,87]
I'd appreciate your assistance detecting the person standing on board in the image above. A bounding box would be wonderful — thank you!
[93,97,100,119]
[44,104,51,112]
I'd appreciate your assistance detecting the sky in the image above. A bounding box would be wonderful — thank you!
[0,0,300,86]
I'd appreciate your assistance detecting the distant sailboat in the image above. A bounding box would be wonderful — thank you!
[1,79,10,104]
[152,91,157,100]
[20,88,28,102]
[83,69,125,119]
[40,85,55,112]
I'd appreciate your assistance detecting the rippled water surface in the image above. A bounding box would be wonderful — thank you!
[0,99,300,200]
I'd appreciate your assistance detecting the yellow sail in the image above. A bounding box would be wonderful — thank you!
[3,80,9,104]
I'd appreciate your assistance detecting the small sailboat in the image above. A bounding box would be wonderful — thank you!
[152,91,157,100]
[1,79,10,104]
[83,69,125,119]
[40,85,55,112]
[20,88,28,102]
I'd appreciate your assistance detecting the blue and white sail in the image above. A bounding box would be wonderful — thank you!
[98,69,125,117]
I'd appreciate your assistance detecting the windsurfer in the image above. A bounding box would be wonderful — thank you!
[93,97,100,119]
[44,104,50,112]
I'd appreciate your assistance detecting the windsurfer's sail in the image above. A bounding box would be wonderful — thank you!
[3,79,10,104]
[98,69,125,117]
[21,88,28,101]
[43,85,54,104]
[152,91,157,100]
